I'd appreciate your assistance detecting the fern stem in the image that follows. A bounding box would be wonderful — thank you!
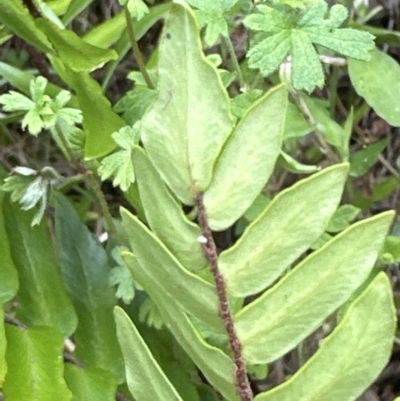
[124,7,154,90]
[195,193,253,401]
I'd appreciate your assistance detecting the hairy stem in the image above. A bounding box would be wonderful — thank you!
[195,193,253,401]
[124,7,154,90]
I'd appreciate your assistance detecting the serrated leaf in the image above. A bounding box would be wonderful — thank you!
[133,148,207,272]
[114,307,184,401]
[54,193,124,381]
[236,212,393,364]
[204,84,287,231]
[120,208,223,333]
[220,164,348,297]
[64,364,118,401]
[121,0,149,21]
[3,325,71,401]
[141,1,234,204]
[255,273,396,401]
[349,48,400,127]
[123,253,239,401]
[2,197,78,337]
[0,193,19,303]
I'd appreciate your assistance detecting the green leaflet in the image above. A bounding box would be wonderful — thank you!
[120,209,223,333]
[123,253,239,401]
[2,197,77,337]
[3,325,71,401]
[219,163,349,297]
[255,273,396,401]
[133,148,207,272]
[141,1,234,204]
[349,48,400,127]
[114,307,184,401]
[0,193,18,303]
[203,84,287,231]
[64,364,118,401]
[236,211,394,364]
[54,193,124,381]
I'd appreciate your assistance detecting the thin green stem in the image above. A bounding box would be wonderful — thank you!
[124,7,154,90]
[223,35,246,89]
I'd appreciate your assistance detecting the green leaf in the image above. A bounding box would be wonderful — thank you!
[325,204,360,233]
[120,208,224,333]
[255,273,396,401]
[54,193,124,381]
[349,49,400,126]
[279,151,320,173]
[50,60,126,158]
[350,138,389,177]
[219,164,348,297]
[2,197,77,337]
[230,90,262,119]
[0,0,54,54]
[283,102,314,139]
[123,253,239,401]
[3,325,71,401]
[0,193,19,303]
[36,18,117,72]
[114,307,184,401]
[244,2,374,92]
[381,235,400,263]
[203,84,287,231]
[133,148,207,272]
[235,211,393,364]
[120,0,149,21]
[98,125,140,191]
[64,364,117,401]
[141,1,234,204]
[109,246,136,304]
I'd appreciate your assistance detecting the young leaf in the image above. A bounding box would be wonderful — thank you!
[186,0,240,47]
[114,307,184,401]
[203,84,287,231]
[64,364,118,401]
[119,0,149,21]
[255,273,396,401]
[120,208,223,333]
[0,193,19,303]
[2,197,78,337]
[235,211,393,364]
[3,325,72,401]
[132,148,207,272]
[141,1,234,204]
[54,193,124,381]
[325,204,360,233]
[98,125,140,191]
[244,1,374,92]
[109,246,136,304]
[0,76,82,136]
[123,253,240,401]
[219,164,349,297]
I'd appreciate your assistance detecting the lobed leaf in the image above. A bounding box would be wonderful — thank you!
[219,164,349,297]
[114,307,184,401]
[141,1,234,204]
[255,273,396,401]
[236,211,394,364]
[203,84,287,231]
